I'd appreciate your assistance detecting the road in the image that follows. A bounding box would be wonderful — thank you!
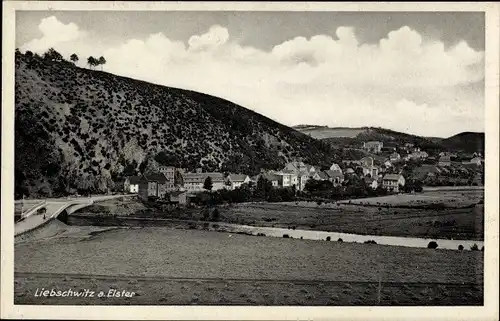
[14,195,126,236]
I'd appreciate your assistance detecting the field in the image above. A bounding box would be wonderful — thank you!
[337,190,483,207]
[14,224,483,305]
[294,127,366,139]
[78,190,484,241]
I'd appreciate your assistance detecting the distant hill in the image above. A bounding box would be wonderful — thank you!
[440,132,485,154]
[294,125,442,152]
[15,51,338,198]
[293,125,485,155]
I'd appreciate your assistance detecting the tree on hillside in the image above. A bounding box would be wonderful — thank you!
[98,56,106,70]
[70,53,79,64]
[25,51,33,58]
[87,56,97,69]
[43,48,64,62]
[154,151,180,167]
[204,176,213,191]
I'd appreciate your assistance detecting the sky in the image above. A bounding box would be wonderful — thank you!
[16,11,485,138]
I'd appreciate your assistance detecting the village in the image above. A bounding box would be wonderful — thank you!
[121,140,485,206]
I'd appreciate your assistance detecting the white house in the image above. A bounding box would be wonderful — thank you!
[329,163,341,172]
[182,171,225,192]
[225,174,251,190]
[382,174,405,193]
[124,176,141,193]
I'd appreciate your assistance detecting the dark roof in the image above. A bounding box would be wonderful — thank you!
[170,191,187,197]
[324,170,343,178]
[383,174,403,181]
[143,173,168,183]
[228,174,249,182]
[127,176,142,184]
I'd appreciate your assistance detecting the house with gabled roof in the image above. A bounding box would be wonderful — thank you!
[124,175,141,193]
[138,173,169,200]
[182,171,225,192]
[225,173,251,190]
[382,174,405,193]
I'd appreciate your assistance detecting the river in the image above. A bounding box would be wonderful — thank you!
[65,215,484,251]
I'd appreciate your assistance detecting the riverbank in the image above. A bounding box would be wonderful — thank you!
[64,214,484,251]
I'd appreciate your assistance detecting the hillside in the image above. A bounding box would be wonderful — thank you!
[14,52,338,198]
[294,125,443,153]
[440,132,485,154]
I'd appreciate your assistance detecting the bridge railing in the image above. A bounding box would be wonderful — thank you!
[20,201,48,219]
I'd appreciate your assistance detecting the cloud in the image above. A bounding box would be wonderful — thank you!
[188,25,230,52]
[21,16,85,53]
[20,20,485,137]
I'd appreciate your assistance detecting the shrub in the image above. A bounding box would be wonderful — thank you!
[202,209,210,221]
[470,243,479,251]
[364,240,377,244]
[283,234,290,238]
[337,238,343,243]
[458,245,464,251]
[427,241,438,249]
[326,236,331,241]
[211,208,220,221]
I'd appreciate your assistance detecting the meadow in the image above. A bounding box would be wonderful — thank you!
[15,226,483,305]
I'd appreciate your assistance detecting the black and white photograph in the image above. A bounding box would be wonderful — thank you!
[2,1,499,320]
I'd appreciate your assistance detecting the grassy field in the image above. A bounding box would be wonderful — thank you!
[76,190,484,241]
[15,226,483,305]
[336,190,483,207]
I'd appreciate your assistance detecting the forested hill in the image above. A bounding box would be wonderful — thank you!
[439,132,485,154]
[15,50,338,198]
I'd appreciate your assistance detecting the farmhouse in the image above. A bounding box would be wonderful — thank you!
[138,173,169,200]
[168,190,188,205]
[225,173,251,190]
[323,169,344,185]
[124,175,141,193]
[382,174,405,193]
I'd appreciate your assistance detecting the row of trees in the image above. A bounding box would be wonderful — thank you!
[18,48,107,71]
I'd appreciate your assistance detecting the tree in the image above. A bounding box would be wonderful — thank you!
[87,56,97,69]
[98,56,106,70]
[70,53,79,64]
[43,48,63,62]
[203,176,213,191]
[255,176,272,200]
[25,50,34,58]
